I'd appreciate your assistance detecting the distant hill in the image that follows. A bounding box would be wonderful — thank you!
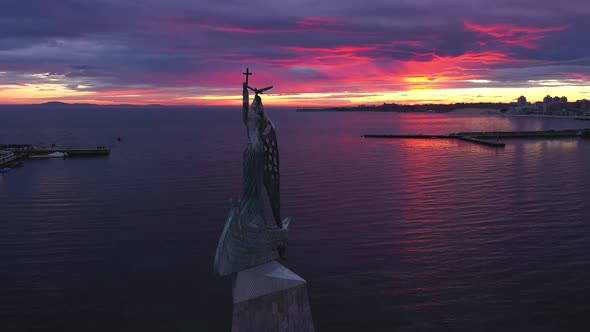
[297,102,511,113]
[2,101,164,108]
[40,101,70,106]
[0,101,202,110]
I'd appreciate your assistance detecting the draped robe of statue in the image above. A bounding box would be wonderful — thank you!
[214,94,291,276]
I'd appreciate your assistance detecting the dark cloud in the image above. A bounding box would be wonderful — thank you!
[0,0,589,103]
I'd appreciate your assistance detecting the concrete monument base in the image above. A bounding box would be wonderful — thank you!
[231,260,314,332]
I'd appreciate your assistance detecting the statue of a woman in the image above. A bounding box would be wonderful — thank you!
[213,82,291,277]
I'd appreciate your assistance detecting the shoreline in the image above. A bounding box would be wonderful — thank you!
[502,114,590,120]
[296,107,590,120]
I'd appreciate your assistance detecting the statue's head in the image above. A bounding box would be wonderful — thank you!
[249,95,268,132]
[252,95,265,117]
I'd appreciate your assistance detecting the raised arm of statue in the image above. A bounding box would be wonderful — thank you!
[242,82,249,133]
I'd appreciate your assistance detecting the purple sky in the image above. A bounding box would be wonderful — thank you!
[1,0,589,105]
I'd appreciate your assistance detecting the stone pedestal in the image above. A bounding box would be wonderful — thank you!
[231,260,314,332]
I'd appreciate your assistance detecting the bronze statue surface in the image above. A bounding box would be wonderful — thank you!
[213,69,291,276]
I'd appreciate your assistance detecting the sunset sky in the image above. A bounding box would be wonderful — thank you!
[1,0,589,106]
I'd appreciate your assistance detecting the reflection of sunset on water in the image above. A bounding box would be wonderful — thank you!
[3,108,590,331]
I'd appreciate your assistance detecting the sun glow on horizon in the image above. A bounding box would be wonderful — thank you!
[171,84,589,107]
[1,0,588,109]
[1,83,589,107]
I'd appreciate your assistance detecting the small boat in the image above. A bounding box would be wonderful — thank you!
[29,152,68,159]
[48,152,67,158]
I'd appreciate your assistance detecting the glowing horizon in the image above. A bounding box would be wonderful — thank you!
[1,81,588,107]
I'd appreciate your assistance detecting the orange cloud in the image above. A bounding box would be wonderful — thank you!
[398,51,513,89]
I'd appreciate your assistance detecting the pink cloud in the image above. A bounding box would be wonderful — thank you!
[464,20,569,49]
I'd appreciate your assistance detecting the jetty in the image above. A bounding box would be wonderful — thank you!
[0,144,110,168]
[452,129,587,139]
[362,129,590,148]
[0,151,20,164]
[24,147,110,157]
[362,134,505,147]
[458,136,505,147]
[362,134,456,139]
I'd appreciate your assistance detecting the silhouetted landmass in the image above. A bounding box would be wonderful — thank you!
[297,102,510,113]
[0,102,197,111]
[0,101,511,113]
[41,101,70,106]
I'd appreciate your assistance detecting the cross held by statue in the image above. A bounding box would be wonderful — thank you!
[242,68,252,85]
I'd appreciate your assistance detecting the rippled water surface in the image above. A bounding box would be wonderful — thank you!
[1,108,590,331]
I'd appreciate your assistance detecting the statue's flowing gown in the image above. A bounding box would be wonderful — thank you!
[239,141,266,228]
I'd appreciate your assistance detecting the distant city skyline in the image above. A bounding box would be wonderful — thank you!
[1,0,589,106]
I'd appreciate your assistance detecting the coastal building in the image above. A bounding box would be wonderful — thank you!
[551,96,567,103]
[507,96,537,114]
[577,99,590,110]
[542,95,553,113]
[543,95,553,104]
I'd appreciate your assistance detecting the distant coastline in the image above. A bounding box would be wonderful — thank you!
[0,101,172,109]
[296,102,508,113]
[297,98,590,119]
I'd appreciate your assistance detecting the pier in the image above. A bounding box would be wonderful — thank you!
[362,134,457,139]
[458,136,505,147]
[25,147,110,157]
[362,129,590,148]
[361,134,504,147]
[0,145,110,168]
[0,152,21,165]
[452,129,588,139]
